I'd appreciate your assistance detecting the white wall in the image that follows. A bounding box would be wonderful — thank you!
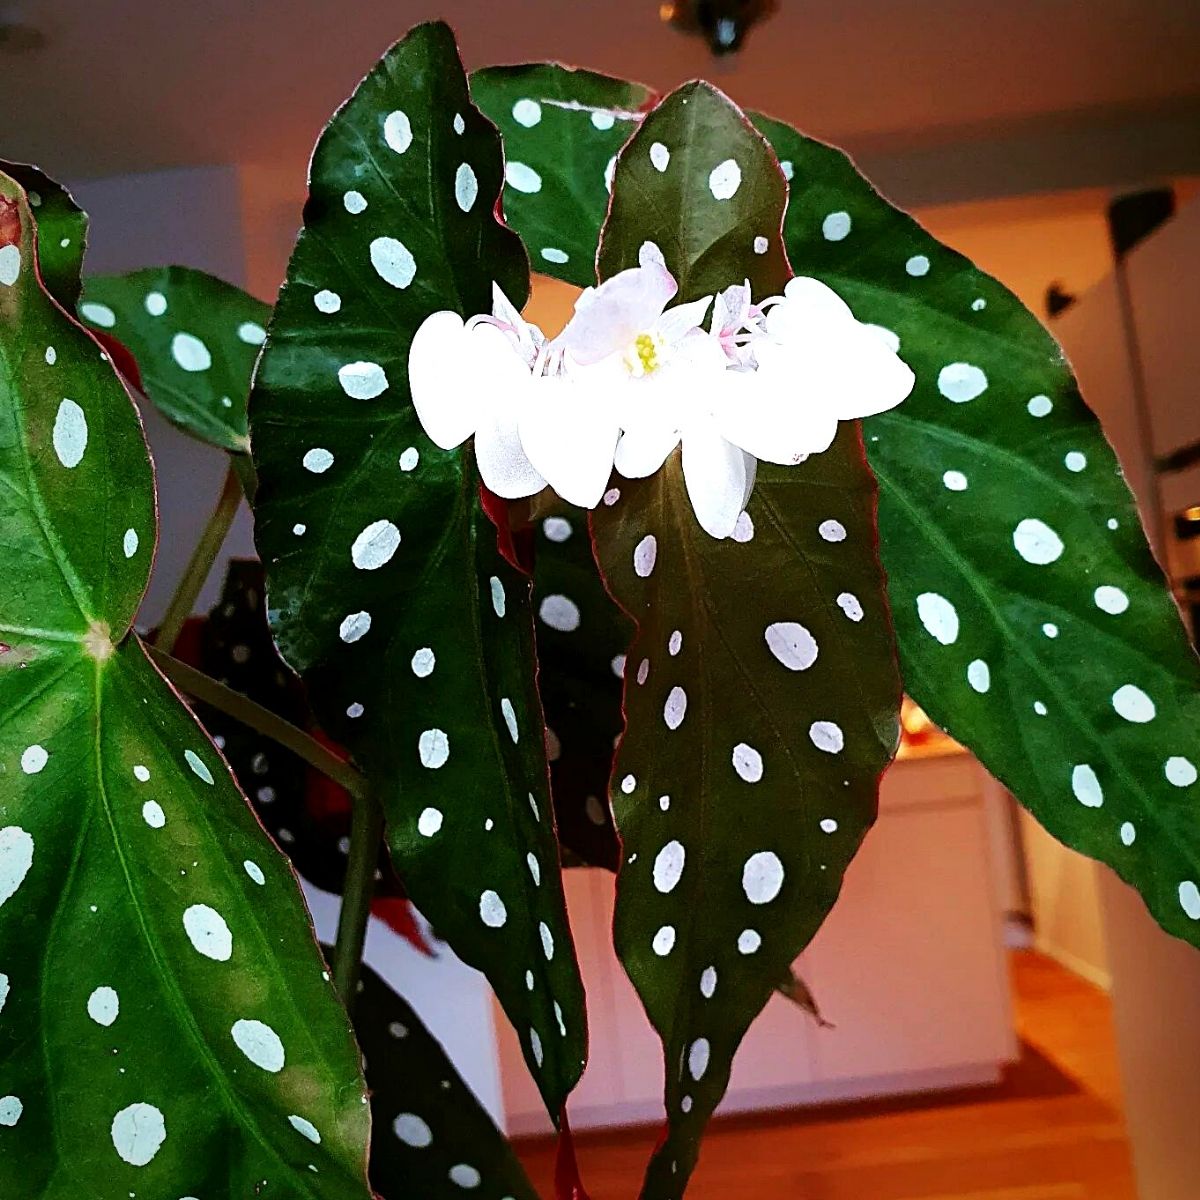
[1095,197,1200,1200]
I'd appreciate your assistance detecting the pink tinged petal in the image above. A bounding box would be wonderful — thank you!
[711,282,752,338]
[712,355,838,464]
[409,311,481,449]
[490,283,543,363]
[681,425,756,539]
[656,295,715,344]
[491,283,525,329]
[519,377,621,508]
[560,263,678,365]
[639,241,667,269]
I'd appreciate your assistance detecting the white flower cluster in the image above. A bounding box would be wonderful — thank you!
[408,244,914,539]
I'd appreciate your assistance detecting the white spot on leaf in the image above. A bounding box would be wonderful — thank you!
[171,332,212,373]
[539,593,580,632]
[822,211,851,241]
[708,159,741,200]
[53,398,88,468]
[383,110,413,154]
[231,1019,285,1072]
[1012,518,1064,565]
[937,362,988,403]
[111,1102,166,1165]
[87,986,119,1027]
[182,904,232,960]
[1112,684,1155,723]
[742,851,784,904]
[732,743,763,783]
[505,162,542,193]
[1071,764,1104,808]
[418,729,450,769]
[369,237,416,289]
[350,519,401,570]
[653,841,686,894]
[339,611,371,643]
[916,592,959,644]
[765,622,818,671]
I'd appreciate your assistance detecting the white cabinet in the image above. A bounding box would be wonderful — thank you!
[494,752,1016,1134]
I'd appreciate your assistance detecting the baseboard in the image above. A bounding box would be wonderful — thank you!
[1033,935,1112,992]
[507,1062,1006,1137]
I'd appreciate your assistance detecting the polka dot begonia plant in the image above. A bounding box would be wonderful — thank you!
[3,16,1199,1200]
[0,175,373,1196]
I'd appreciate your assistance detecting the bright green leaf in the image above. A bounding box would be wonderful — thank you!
[0,160,88,309]
[0,171,372,1197]
[79,266,269,453]
[351,957,539,1199]
[754,111,1200,951]
[248,22,587,1117]
[592,83,901,1197]
[471,63,654,288]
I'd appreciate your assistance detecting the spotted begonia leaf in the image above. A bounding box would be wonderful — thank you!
[349,956,539,1200]
[247,22,587,1115]
[470,64,654,288]
[0,160,88,310]
[591,83,901,1196]
[752,112,1200,950]
[0,171,372,1196]
[474,59,1200,950]
[533,500,630,869]
[78,266,269,453]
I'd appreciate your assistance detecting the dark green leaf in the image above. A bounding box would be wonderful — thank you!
[755,111,1200,951]
[471,63,655,288]
[248,22,587,1116]
[0,160,88,309]
[350,956,539,1200]
[468,57,1200,953]
[533,499,630,869]
[593,83,900,1196]
[776,966,831,1028]
[0,171,372,1197]
[79,266,269,453]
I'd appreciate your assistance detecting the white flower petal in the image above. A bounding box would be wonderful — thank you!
[777,276,856,325]
[711,282,752,338]
[826,324,915,418]
[681,425,756,539]
[408,312,480,449]
[656,295,714,344]
[474,401,547,499]
[614,421,681,478]
[711,356,838,465]
[491,284,543,363]
[519,377,621,508]
[560,262,678,365]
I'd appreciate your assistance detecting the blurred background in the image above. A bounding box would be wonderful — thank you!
[6,2,1200,1196]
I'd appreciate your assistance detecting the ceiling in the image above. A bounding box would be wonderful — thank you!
[4,0,1200,184]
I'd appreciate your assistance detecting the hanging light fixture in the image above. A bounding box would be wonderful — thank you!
[659,0,779,56]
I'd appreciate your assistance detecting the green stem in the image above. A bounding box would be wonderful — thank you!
[331,790,385,1005]
[152,462,243,653]
[147,641,383,1003]
[144,643,367,799]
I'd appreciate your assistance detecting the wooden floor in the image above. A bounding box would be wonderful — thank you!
[515,951,1136,1199]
